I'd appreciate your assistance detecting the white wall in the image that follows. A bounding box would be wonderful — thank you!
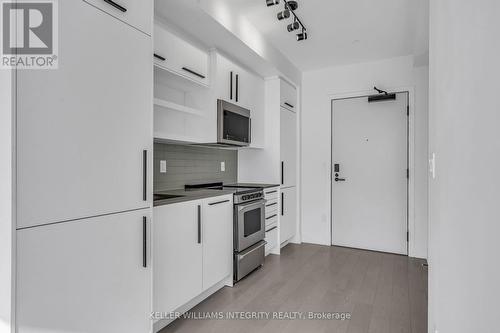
[301,55,429,258]
[428,1,500,332]
[0,70,14,332]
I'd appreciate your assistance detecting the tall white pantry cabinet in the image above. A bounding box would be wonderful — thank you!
[280,80,298,244]
[15,1,153,333]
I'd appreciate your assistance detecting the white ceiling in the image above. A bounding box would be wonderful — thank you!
[218,0,429,71]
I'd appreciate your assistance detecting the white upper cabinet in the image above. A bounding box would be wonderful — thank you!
[214,53,263,110]
[17,209,152,333]
[280,107,297,187]
[202,195,233,289]
[154,23,209,86]
[84,0,152,35]
[280,79,297,112]
[16,0,152,228]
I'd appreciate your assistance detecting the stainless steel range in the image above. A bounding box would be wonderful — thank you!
[185,182,266,282]
[230,187,266,282]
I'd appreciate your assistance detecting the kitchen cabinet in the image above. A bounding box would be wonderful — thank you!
[264,187,280,255]
[16,209,152,333]
[154,23,209,86]
[214,53,263,110]
[280,187,297,243]
[16,0,152,229]
[280,79,297,111]
[202,195,233,288]
[280,107,297,187]
[265,225,278,254]
[83,0,152,35]
[153,195,233,317]
[154,200,203,316]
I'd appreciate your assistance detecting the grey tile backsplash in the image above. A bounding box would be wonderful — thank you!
[154,143,238,191]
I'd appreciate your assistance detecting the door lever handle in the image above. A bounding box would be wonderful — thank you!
[335,177,346,182]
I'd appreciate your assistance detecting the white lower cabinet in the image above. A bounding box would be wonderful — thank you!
[202,196,233,289]
[154,200,203,316]
[16,209,152,333]
[280,187,297,244]
[153,195,233,320]
[264,187,280,255]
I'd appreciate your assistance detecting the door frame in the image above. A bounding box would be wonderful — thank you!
[329,87,415,256]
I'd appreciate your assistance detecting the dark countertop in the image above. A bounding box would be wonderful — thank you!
[153,188,235,207]
[225,183,280,189]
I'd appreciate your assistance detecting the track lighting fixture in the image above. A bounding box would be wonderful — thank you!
[266,0,308,41]
[296,29,307,41]
[277,9,290,20]
[266,0,280,6]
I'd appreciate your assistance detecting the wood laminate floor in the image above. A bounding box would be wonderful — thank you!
[160,243,428,333]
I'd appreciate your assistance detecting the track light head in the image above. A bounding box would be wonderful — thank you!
[287,21,300,32]
[296,30,307,41]
[277,9,290,20]
[286,0,298,10]
[266,0,280,6]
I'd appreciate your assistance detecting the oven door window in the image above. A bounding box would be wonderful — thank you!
[244,208,262,237]
[223,110,249,143]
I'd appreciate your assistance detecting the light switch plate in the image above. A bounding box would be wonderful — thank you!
[160,160,167,173]
[220,161,226,172]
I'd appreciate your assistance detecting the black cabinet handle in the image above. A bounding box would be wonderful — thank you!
[208,199,230,206]
[236,74,239,102]
[266,214,278,220]
[284,102,294,109]
[266,202,277,207]
[154,53,166,61]
[281,193,284,216]
[143,150,147,201]
[281,161,284,185]
[182,67,205,79]
[249,118,252,144]
[266,190,278,195]
[266,226,278,233]
[102,0,127,12]
[197,205,201,244]
[230,72,233,100]
[335,177,346,182]
[142,217,147,268]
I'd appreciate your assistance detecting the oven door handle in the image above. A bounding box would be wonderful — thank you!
[238,241,267,259]
[236,199,266,212]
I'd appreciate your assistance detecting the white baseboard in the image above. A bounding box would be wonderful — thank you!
[153,276,230,333]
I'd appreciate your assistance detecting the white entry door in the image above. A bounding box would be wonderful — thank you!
[331,92,408,255]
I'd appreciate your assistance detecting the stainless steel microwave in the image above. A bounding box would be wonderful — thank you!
[217,99,251,146]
